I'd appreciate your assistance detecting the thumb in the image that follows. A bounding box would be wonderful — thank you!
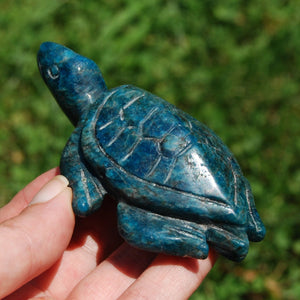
[29,174,70,205]
[0,175,75,298]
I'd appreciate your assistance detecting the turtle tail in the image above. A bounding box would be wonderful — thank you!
[244,178,266,242]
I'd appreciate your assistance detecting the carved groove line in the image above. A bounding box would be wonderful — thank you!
[230,158,239,207]
[120,137,142,162]
[120,107,159,162]
[145,155,162,178]
[80,169,92,207]
[107,127,126,147]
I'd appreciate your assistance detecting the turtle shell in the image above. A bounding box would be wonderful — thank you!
[97,86,235,200]
[82,85,251,227]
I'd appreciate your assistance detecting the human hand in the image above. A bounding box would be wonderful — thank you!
[0,168,217,299]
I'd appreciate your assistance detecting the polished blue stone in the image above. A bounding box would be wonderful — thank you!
[37,42,265,261]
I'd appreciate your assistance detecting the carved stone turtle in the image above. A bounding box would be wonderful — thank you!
[37,42,265,261]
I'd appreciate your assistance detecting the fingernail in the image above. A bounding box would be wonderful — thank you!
[30,175,69,205]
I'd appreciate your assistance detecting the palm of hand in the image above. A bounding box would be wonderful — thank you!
[0,168,216,300]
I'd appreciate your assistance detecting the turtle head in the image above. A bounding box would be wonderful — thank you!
[37,42,107,126]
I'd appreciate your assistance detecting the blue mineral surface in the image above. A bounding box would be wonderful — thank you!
[38,42,265,261]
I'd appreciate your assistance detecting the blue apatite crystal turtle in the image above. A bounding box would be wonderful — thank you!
[37,42,265,261]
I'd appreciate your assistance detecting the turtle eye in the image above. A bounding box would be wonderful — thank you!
[47,64,60,80]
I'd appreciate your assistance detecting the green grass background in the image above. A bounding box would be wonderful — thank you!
[0,0,299,299]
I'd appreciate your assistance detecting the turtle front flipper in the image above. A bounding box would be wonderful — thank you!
[61,125,106,216]
[117,202,209,259]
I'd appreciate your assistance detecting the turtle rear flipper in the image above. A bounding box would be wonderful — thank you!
[206,224,249,262]
[117,202,209,259]
[244,179,266,242]
[61,126,107,216]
